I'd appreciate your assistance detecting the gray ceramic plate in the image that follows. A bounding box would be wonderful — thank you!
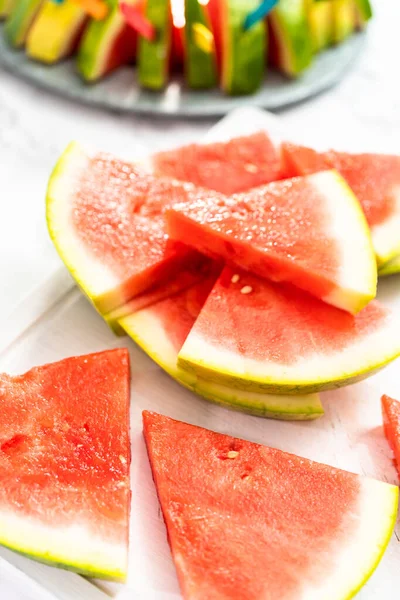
[0,26,365,117]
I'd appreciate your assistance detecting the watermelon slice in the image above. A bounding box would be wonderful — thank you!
[167,170,377,313]
[382,394,400,477]
[178,266,400,394]
[77,0,140,82]
[0,349,131,580]
[0,0,16,19]
[282,143,400,265]
[120,270,324,420]
[184,0,218,89]
[268,0,313,76]
[105,254,215,335]
[218,0,266,95]
[46,141,201,314]
[4,0,44,47]
[26,0,87,64]
[138,0,172,89]
[332,0,355,43]
[153,132,282,194]
[307,0,334,52]
[143,411,398,600]
[379,255,400,278]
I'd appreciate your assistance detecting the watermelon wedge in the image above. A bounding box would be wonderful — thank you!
[268,0,313,76]
[120,270,324,420]
[105,254,215,336]
[143,411,398,600]
[138,0,171,89]
[332,0,355,43]
[0,349,131,580]
[153,132,282,194]
[307,0,334,52]
[178,266,400,394]
[0,0,16,19]
[77,0,140,82]
[218,0,266,95]
[46,142,201,314]
[184,0,218,89]
[167,170,377,314]
[382,394,400,477]
[26,0,87,64]
[282,143,400,265]
[379,255,400,277]
[4,0,44,47]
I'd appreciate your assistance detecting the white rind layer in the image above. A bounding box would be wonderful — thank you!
[178,310,400,393]
[46,142,122,308]
[300,478,398,600]
[313,171,377,313]
[372,185,400,265]
[120,308,324,418]
[0,509,127,580]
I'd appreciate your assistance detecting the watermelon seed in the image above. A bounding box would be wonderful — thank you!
[231,274,240,284]
[227,451,239,459]
[240,286,253,294]
[244,163,258,173]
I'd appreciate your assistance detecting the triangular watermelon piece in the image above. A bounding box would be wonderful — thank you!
[26,0,87,64]
[382,394,400,477]
[143,410,398,600]
[0,349,131,580]
[178,266,400,394]
[153,132,283,194]
[119,268,324,421]
[46,141,201,314]
[77,0,141,82]
[167,170,377,313]
[281,143,400,265]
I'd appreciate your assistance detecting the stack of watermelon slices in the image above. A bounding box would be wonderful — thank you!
[47,130,400,420]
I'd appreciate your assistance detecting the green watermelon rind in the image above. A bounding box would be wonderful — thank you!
[379,255,400,278]
[120,308,325,420]
[269,0,313,76]
[332,0,355,44]
[0,0,16,19]
[307,0,333,52]
[222,0,266,95]
[4,0,44,47]
[354,0,372,25]
[184,0,218,89]
[138,0,171,90]
[0,518,127,580]
[77,0,126,82]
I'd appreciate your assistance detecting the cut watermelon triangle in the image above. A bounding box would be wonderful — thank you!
[281,142,400,265]
[178,266,400,394]
[120,268,324,420]
[0,349,131,580]
[167,170,377,314]
[77,0,141,82]
[143,410,398,600]
[382,394,400,478]
[46,141,202,314]
[26,0,87,64]
[153,131,283,194]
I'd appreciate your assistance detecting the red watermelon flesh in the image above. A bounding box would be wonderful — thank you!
[167,170,376,313]
[281,143,400,263]
[0,349,131,579]
[178,266,400,393]
[143,410,398,600]
[103,22,138,76]
[153,132,282,195]
[47,143,205,314]
[382,394,400,477]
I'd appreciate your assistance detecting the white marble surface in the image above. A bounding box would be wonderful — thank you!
[0,1,399,598]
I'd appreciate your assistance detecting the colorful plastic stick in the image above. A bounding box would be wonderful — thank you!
[120,1,156,41]
[243,0,278,31]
